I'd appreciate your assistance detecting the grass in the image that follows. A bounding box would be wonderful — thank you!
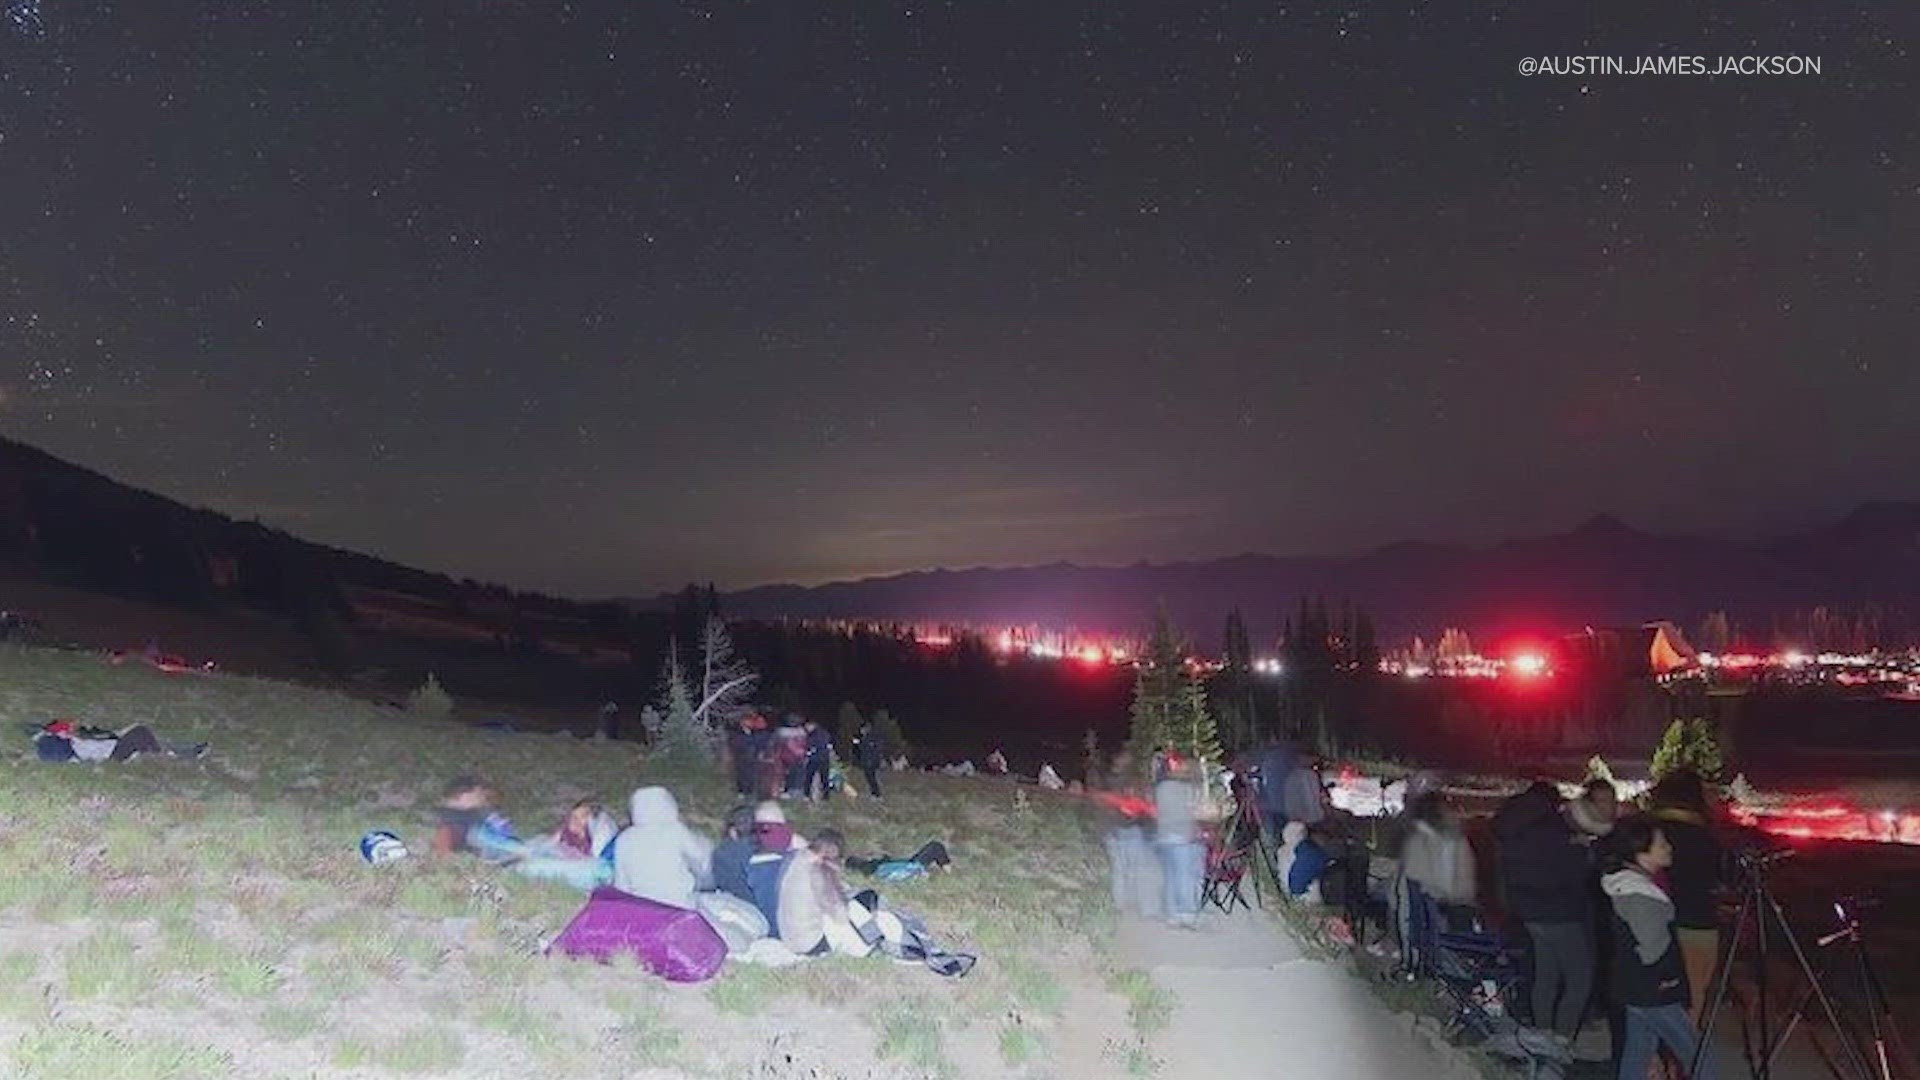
[876,997,950,1077]
[706,962,786,1014]
[0,645,1134,1078]
[1106,967,1173,1037]
[997,1020,1043,1067]
[12,1024,234,1080]
[1004,958,1067,1016]
[61,928,158,1000]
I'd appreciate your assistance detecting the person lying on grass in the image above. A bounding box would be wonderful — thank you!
[33,719,206,763]
[547,799,618,859]
[432,775,503,857]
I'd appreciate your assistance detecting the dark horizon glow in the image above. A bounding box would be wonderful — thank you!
[2,4,1913,598]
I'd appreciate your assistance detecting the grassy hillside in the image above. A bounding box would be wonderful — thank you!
[0,647,1143,1080]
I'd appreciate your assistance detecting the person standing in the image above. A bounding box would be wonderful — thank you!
[726,716,758,798]
[774,716,808,799]
[1648,770,1723,1022]
[802,719,834,801]
[1494,781,1596,1048]
[1153,754,1206,928]
[1602,818,1712,1080]
[1252,740,1298,845]
[853,720,887,800]
[597,700,621,742]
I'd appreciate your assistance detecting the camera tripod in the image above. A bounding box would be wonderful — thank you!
[1691,851,1882,1080]
[1759,897,1911,1080]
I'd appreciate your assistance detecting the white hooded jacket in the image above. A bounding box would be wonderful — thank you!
[612,787,713,909]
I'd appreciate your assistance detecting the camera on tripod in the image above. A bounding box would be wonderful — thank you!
[1697,852,1904,1080]
[1733,844,1795,873]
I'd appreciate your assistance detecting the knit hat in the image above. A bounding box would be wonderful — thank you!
[752,801,786,825]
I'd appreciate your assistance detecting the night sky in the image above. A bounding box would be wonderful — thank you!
[1,3,1913,597]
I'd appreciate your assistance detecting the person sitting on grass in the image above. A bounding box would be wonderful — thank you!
[745,801,804,933]
[776,828,871,957]
[1602,817,1712,1080]
[1285,822,1332,903]
[612,786,713,909]
[710,804,759,902]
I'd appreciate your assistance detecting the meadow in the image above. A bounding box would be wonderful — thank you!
[0,647,1147,1079]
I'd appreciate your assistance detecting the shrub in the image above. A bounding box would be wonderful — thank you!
[1650,718,1724,784]
[407,673,454,718]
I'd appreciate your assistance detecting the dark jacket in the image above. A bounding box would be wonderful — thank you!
[1492,782,1593,924]
[1603,868,1689,1008]
[805,725,833,761]
[854,728,886,768]
[726,725,755,766]
[711,836,754,902]
[1254,744,1297,814]
[1651,807,1721,929]
[746,850,793,936]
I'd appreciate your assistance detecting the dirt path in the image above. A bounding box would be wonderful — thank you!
[1114,908,1480,1080]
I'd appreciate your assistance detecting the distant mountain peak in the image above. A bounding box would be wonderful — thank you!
[1570,513,1639,537]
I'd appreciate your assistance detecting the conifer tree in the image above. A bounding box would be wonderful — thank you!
[870,707,907,758]
[1125,612,1223,779]
[1124,612,1186,773]
[835,700,865,746]
[651,643,716,768]
[1650,717,1725,784]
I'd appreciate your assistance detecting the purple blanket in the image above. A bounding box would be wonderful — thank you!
[547,886,726,983]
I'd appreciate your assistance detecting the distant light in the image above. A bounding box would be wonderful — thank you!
[1077,646,1103,664]
[1784,651,1811,667]
[1509,653,1548,677]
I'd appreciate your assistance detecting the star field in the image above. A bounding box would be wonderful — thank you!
[1,2,1914,595]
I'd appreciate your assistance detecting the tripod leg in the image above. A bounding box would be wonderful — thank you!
[1763,892,1876,1080]
[1692,884,1753,1079]
[1851,938,1898,1080]
[1759,968,1820,1074]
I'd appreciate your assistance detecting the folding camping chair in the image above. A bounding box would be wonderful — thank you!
[1402,880,1527,1043]
[1203,827,1257,913]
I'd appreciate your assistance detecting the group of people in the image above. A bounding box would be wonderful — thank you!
[1150,741,1727,1080]
[723,714,890,804]
[1492,769,1723,1079]
[431,775,904,960]
[1105,741,1339,929]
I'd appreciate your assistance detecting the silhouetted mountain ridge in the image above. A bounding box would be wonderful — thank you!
[703,505,1920,640]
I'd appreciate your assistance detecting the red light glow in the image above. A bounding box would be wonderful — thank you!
[1509,652,1548,677]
